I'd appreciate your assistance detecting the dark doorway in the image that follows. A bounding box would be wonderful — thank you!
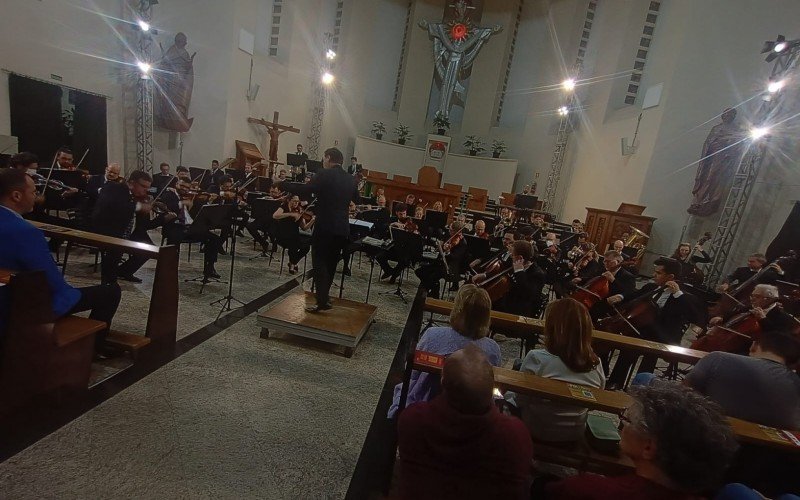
[8,74,108,174]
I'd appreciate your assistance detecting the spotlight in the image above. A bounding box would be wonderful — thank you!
[138,20,150,32]
[774,42,787,53]
[561,78,576,91]
[321,72,335,85]
[767,79,786,93]
[750,126,769,140]
[137,61,151,76]
[325,49,337,60]
[557,106,569,116]
[762,35,793,62]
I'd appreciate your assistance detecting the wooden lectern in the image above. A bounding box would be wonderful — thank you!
[235,140,265,174]
[585,203,656,267]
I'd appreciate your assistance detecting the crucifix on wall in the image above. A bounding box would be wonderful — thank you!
[248,111,300,177]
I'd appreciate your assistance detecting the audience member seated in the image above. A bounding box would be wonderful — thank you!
[683,329,800,430]
[397,344,533,500]
[388,285,500,417]
[0,169,121,353]
[537,381,737,500]
[506,298,606,442]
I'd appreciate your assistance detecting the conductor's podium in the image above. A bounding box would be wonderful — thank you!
[257,291,377,357]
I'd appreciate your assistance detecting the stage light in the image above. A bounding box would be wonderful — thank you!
[750,126,769,140]
[137,61,151,76]
[325,49,337,60]
[562,78,576,91]
[774,41,787,53]
[767,79,786,93]
[321,72,335,85]
[557,106,569,116]
[138,20,150,32]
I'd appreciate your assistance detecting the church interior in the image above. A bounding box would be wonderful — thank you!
[1,0,799,498]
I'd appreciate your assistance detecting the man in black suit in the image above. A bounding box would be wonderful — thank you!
[199,160,224,191]
[91,170,153,284]
[152,162,173,191]
[496,240,547,317]
[279,147,359,312]
[587,250,637,321]
[86,163,122,205]
[719,253,782,292]
[606,257,706,387]
[416,221,469,299]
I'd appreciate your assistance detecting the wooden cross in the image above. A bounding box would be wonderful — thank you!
[248,111,301,175]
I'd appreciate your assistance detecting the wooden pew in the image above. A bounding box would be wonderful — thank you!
[30,222,179,358]
[413,351,800,454]
[1,270,105,415]
[423,298,707,366]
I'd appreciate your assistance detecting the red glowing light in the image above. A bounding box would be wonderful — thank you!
[451,23,468,41]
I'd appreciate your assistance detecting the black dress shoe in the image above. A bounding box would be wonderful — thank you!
[380,271,391,281]
[305,303,333,313]
[119,274,143,283]
[204,267,221,279]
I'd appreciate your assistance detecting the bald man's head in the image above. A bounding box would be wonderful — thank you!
[441,344,494,415]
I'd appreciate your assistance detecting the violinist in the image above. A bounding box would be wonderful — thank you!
[493,240,547,317]
[201,159,225,191]
[415,221,468,299]
[175,165,192,182]
[670,241,711,282]
[473,219,490,240]
[246,185,285,255]
[377,203,418,283]
[413,205,425,220]
[606,257,706,388]
[54,147,75,170]
[571,219,584,233]
[91,170,154,284]
[718,253,782,293]
[152,162,173,191]
[273,195,315,274]
[471,231,515,284]
[376,194,387,208]
[236,162,258,192]
[431,201,444,212]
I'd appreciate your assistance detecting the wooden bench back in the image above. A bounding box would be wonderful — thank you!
[412,350,800,453]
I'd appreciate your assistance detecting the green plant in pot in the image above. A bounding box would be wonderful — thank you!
[395,123,413,145]
[463,135,485,156]
[432,111,451,136]
[371,121,386,140]
[491,139,507,158]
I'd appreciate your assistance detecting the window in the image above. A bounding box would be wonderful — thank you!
[269,0,283,56]
[624,1,661,105]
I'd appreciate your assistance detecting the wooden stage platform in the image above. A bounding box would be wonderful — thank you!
[257,292,377,357]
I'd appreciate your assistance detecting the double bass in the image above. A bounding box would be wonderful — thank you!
[682,232,712,285]
[710,252,797,318]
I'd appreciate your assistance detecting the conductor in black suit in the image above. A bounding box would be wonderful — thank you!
[278,147,359,312]
[91,170,153,283]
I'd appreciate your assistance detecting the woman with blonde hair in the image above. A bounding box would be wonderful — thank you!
[507,298,605,441]
[388,285,501,417]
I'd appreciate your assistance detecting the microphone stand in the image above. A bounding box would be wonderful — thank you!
[211,199,246,321]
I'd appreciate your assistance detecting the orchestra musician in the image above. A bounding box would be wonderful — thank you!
[152,162,173,191]
[493,240,547,318]
[413,206,425,220]
[272,195,315,274]
[377,202,418,284]
[473,219,490,240]
[587,250,637,320]
[404,194,417,213]
[376,194,387,208]
[471,230,516,285]
[415,221,468,299]
[91,170,154,284]
[200,159,225,191]
[571,218,584,233]
[432,201,444,212]
[54,147,75,170]
[670,241,711,282]
[531,213,545,228]
[0,168,121,355]
[236,162,259,191]
[718,253,782,292]
[86,163,122,206]
[605,257,706,388]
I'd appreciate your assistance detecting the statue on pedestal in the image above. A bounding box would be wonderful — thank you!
[420,0,502,120]
[687,108,745,217]
[154,32,195,132]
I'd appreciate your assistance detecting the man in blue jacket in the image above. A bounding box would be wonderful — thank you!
[0,168,120,352]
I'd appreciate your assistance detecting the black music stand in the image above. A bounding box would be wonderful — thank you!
[421,210,447,239]
[465,235,491,261]
[379,227,423,304]
[286,153,306,168]
[337,218,376,299]
[359,207,391,239]
[515,194,538,209]
[189,167,208,181]
[305,160,322,174]
[248,198,283,260]
[184,204,234,292]
[211,203,248,320]
[225,168,245,183]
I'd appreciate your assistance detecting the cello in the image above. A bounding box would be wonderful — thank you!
[595,286,664,338]
[710,252,797,318]
[690,309,761,354]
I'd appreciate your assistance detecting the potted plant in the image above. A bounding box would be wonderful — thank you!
[432,111,451,135]
[491,139,507,158]
[463,135,485,156]
[395,123,412,145]
[371,121,386,140]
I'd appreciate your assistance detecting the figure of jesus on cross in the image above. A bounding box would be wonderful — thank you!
[248,111,300,177]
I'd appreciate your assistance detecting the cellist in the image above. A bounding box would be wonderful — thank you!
[694,284,797,355]
[584,250,636,321]
[605,258,706,388]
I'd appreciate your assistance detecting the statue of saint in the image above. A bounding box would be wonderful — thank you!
[154,32,195,132]
[687,108,745,217]
[420,1,502,120]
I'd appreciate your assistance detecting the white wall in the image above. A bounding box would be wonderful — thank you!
[0,0,126,165]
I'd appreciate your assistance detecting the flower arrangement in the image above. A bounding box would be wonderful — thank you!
[463,135,485,156]
[432,111,451,135]
[491,139,507,158]
[395,123,413,145]
[371,121,386,140]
